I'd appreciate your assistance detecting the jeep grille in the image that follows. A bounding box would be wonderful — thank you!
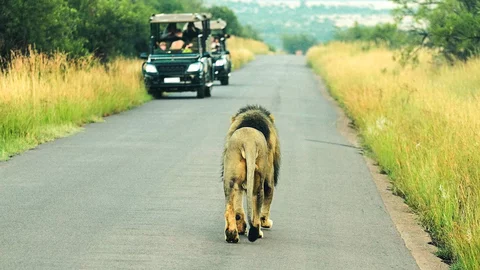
[156,64,187,73]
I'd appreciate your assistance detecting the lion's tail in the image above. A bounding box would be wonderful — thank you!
[242,142,260,242]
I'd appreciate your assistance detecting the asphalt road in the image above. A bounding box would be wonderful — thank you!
[0,55,418,269]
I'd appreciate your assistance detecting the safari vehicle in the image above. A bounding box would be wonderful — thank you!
[196,18,232,85]
[140,13,214,98]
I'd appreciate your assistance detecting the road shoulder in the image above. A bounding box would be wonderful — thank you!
[315,75,449,270]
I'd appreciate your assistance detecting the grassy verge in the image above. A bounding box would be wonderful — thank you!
[307,42,480,269]
[0,37,270,161]
[227,36,271,70]
[0,51,150,161]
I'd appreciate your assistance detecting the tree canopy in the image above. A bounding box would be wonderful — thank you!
[281,34,317,54]
[0,0,261,61]
[392,0,480,62]
[333,22,415,49]
[207,5,262,41]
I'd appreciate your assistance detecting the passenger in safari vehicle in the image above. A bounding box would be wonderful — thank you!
[154,23,199,54]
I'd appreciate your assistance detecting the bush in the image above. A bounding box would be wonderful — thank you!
[281,33,317,54]
[333,23,414,49]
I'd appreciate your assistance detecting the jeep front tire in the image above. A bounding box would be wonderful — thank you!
[197,86,205,98]
[221,77,229,85]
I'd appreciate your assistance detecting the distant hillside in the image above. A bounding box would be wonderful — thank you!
[204,0,394,49]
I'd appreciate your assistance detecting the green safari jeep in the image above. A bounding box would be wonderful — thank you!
[140,13,214,99]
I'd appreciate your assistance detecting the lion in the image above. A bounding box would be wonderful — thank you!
[222,105,281,243]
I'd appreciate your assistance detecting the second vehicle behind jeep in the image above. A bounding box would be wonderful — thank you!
[197,18,232,86]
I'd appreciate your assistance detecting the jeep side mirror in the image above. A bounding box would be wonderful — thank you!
[139,52,148,59]
[225,34,231,39]
[225,50,230,55]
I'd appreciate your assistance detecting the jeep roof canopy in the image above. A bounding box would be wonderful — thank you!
[194,18,226,30]
[150,13,212,23]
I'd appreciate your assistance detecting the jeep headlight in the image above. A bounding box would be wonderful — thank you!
[187,62,202,72]
[144,63,158,73]
[215,58,227,66]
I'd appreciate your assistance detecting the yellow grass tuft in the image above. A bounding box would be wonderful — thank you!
[227,36,271,70]
[227,36,270,55]
[307,42,480,269]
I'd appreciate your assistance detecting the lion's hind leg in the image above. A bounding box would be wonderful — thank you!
[234,190,247,235]
[247,172,265,242]
[224,184,241,243]
[223,155,246,243]
[261,174,275,229]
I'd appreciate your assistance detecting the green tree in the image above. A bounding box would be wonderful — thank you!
[333,22,413,48]
[208,5,243,36]
[281,33,317,54]
[69,0,148,60]
[0,0,84,58]
[393,0,480,62]
[241,24,263,41]
[0,0,259,62]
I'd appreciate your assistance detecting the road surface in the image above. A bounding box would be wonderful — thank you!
[0,55,418,269]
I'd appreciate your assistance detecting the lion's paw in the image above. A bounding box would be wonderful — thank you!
[261,217,273,229]
[225,229,239,243]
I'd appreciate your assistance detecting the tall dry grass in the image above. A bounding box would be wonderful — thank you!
[0,50,150,160]
[227,36,271,70]
[307,42,480,269]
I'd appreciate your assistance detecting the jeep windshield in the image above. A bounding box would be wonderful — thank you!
[149,13,211,56]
